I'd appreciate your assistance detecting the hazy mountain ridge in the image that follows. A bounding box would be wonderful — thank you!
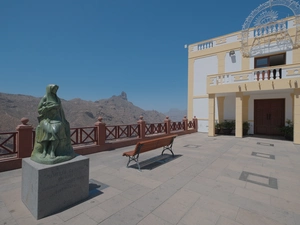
[164,108,187,122]
[0,91,167,132]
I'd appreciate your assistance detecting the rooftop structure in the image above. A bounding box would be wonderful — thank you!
[187,0,300,144]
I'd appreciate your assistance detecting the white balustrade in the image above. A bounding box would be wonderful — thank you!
[197,41,214,51]
[253,20,288,37]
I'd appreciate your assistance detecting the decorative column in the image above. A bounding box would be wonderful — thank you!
[16,118,33,158]
[291,93,294,123]
[235,92,243,138]
[138,116,146,139]
[208,94,215,136]
[182,116,188,132]
[217,96,225,123]
[242,95,250,122]
[294,89,300,144]
[164,116,171,135]
[193,116,198,131]
[95,117,106,146]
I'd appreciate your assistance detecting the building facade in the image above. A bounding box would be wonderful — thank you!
[187,0,300,144]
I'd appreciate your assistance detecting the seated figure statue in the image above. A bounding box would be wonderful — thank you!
[31,84,76,164]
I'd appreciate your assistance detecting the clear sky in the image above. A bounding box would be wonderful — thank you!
[0,0,294,112]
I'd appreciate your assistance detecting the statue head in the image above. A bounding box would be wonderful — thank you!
[46,84,59,95]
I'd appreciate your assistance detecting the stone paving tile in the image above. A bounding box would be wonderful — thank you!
[178,204,220,225]
[92,186,122,204]
[293,212,300,225]
[0,188,32,220]
[137,213,173,225]
[192,176,236,194]
[210,158,232,169]
[216,216,243,225]
[104,177,137,192]
[236,208,285,225]
[63,213,98,225]
[0,205,12,222]
[90,172,118,184]
[209,189,295,225]
[198,168,222,179]
[1,133,300,225]
[216,176,246,188]
[0,217,17,225]
[196,195,239,220]
[98,206,147,225]
[270,196,300,215]
[184,180,214,196]
[245,180,279,196]
[130,185,178,214]
[83,206,111,224]
[15,215,63,225]
[57,198,100,222]
[219,167,243,179]
[122,174,162,189]
[120,184,153,201]
[277,189,300,205]
[152,188,201,224]
[97,194,133,215]
[234,186,271,205]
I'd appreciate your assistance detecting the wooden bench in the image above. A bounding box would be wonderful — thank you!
[122,135,177,171]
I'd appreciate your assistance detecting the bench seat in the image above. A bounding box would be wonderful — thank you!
[123,135,177,171]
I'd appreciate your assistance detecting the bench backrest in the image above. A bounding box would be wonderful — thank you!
[134,135,176,155]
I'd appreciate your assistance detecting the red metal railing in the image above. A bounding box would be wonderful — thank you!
[145,123,166,135]
[106,124,139,140]
[0,117,198,159]
[0,132,17,156]
[170,121,184,131]
[70,127,97,145]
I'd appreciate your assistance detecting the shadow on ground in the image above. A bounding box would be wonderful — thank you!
[129,154,182,170]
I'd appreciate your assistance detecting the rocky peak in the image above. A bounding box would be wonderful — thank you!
[119,91,127,101]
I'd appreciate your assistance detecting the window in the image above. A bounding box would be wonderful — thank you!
[255,53,286,68]
[254,53,286,80]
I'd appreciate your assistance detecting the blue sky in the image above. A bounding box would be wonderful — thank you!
[0,0,295,112]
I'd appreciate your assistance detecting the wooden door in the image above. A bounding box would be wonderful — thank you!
[254,99,285,135]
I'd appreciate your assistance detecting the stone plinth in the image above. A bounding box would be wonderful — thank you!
[21,155,89,219]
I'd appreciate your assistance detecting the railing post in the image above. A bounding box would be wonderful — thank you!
[16,117,33,158]
[138,116,145,139]
[164,116,171,135]
[193,116,198,131]
[183,116,188,132]
[95,117,106,146]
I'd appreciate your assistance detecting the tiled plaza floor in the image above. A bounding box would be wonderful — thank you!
[1,133,300,225]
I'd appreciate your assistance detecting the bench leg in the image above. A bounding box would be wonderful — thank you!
[161,145,174,157]
[126,155,141,171]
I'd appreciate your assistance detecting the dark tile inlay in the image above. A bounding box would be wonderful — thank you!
[251,152,275,159]
[184,144,201,148]
[239,171,278,189]
[257,142,274,147]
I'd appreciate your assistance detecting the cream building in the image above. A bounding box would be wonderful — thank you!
[187,0,300,144]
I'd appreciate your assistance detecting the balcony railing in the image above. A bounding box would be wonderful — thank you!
[0,132,17,157]
[208,64,300,86]
[106,124,139,140]
[145,123,166,136]
[70,127,97,145]
[0,116,198,171]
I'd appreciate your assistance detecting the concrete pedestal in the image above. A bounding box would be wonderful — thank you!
[21,155,89,219]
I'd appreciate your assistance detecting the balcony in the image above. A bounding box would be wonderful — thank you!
[206,64,300,94]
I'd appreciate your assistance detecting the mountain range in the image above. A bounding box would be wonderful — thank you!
[0,91,186,132]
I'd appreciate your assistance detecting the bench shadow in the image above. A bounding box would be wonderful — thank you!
[129,154,182,170]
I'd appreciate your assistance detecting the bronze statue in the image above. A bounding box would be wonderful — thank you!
[31,84,76,164]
